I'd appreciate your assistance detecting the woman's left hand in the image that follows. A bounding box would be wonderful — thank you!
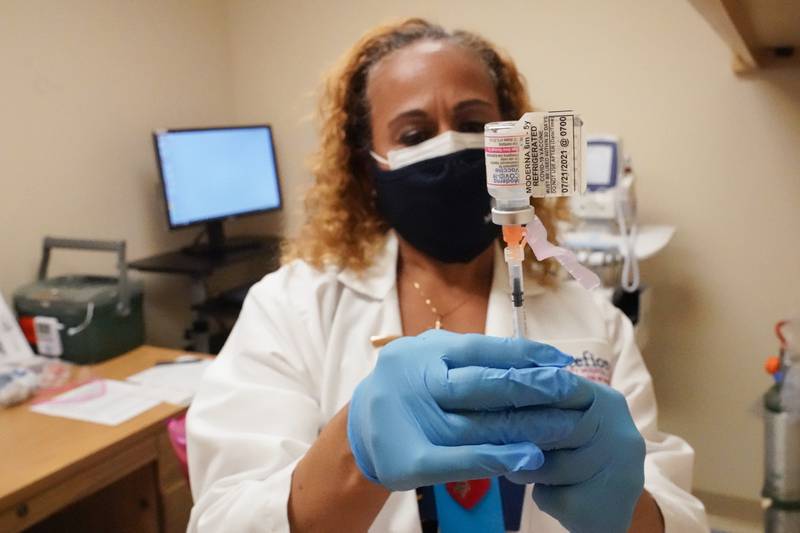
[506,377,646,533]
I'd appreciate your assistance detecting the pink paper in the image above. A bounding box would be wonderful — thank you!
[526,216,601,290]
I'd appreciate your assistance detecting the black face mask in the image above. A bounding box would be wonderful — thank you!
[373,148,498,263]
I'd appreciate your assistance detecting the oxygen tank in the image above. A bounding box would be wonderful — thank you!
[763,319,800,533]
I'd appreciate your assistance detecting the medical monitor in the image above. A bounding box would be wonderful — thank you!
[153,125,282,255]
[585,137,621,191]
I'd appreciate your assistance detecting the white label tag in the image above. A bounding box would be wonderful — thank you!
[0,294,35,363]
[34,316,63,357]
[519,111,584,197]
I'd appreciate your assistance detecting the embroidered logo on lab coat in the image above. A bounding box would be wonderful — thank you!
[545,339,614,385]
[568,349,612,385]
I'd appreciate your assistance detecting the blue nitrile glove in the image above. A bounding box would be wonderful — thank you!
[347,329,584,491]
[505,377,646,533]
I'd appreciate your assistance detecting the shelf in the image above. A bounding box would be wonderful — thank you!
[688,0,800,73]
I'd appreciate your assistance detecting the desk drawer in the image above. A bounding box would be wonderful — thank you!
[19,464,159,533]
[0,437,157,533]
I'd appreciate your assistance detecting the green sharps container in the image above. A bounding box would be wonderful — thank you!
[14,238,144,364]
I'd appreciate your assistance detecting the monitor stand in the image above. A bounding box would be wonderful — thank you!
[181,220,263,257]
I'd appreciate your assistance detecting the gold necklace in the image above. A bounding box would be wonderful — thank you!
[410,280,472,330]
[370,280,471,347]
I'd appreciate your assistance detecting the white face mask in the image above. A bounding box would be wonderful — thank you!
[370,130,485,170]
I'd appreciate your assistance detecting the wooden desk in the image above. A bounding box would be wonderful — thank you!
[0,346,203,533]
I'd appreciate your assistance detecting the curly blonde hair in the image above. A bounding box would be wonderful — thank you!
[283,18,565,284]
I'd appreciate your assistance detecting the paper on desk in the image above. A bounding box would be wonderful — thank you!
[127,383,194,406]
[126,358,212,406]
[30,379,160,425]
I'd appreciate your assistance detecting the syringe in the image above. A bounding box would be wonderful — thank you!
[502,225,528,339]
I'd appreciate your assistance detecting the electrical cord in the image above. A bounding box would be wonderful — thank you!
[616,191,640,293]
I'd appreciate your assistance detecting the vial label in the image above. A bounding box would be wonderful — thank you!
[485,132,526,191]
[486,111,584,198]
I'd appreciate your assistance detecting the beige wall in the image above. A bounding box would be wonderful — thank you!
[0,0,243,346]
[224,0,800,501]
[1,0,798,503]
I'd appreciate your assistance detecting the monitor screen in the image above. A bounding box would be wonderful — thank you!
[585,141,618,190]
[154,126,281,228]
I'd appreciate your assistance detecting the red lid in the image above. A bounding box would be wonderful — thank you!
[765,356,781,375]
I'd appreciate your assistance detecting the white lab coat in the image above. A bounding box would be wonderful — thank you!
[187,232,708,533]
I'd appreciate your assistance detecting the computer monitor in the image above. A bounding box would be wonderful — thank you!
[153,125,282,255]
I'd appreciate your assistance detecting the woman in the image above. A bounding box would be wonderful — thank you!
[187,19,707,533]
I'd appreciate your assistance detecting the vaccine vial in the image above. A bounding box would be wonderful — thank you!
[485,121,534,225]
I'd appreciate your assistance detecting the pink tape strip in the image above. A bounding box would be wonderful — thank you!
[526,216,601,290]
[31,379,107,405]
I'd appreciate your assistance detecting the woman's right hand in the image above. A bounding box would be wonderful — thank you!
[347,329,583,491]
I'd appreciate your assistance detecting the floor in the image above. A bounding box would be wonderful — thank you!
[696,490,763,533]
[708,513,762,533]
